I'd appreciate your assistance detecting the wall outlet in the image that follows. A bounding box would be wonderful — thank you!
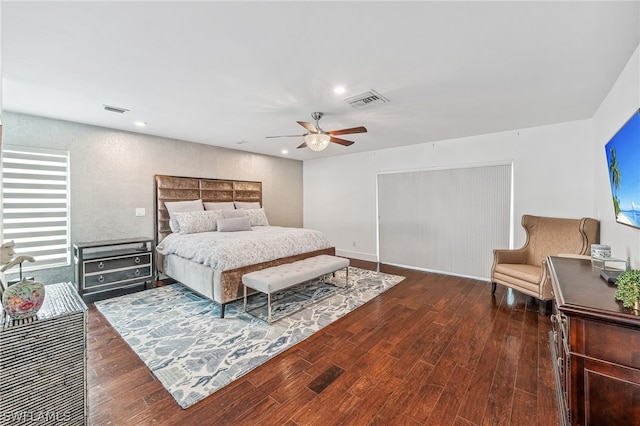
[135,208,145,217]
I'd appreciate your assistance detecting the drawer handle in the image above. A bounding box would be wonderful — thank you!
[135,269,141,276]
[135,257,141,264]
[98,262,104,269]
[98,275,105,283]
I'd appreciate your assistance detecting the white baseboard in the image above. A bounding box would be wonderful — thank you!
[335,249,378,263]
[383,261,491,282]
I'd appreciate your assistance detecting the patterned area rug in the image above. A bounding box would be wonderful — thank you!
[94,267,404,409]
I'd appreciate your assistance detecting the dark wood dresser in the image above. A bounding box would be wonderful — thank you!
[548,256,640,426]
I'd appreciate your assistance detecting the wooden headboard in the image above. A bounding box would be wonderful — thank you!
[155,174,262,243]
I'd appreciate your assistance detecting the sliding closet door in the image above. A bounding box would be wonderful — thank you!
[377,163,511,280]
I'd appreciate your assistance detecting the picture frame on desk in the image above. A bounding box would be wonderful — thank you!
[601,268,624,284]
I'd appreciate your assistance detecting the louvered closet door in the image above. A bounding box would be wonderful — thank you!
[377,163,511,280]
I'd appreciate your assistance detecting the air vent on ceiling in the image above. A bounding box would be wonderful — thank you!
[343,90,389,109]
[103,104,129,114]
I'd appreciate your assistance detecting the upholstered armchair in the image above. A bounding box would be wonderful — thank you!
[491,215,599,313]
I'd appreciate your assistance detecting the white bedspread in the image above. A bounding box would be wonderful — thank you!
[156,226,332,271]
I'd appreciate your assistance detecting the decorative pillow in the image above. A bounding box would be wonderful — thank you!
[245,208,270,226]
[165,199,204,232]
[204,201,235,211]
[174,210,224,234]
[234,201,261,210]
[217,217,252,232]
[222,209,248,219]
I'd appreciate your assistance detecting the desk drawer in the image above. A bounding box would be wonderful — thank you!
[84,253,151,273]
[83,266,152,289]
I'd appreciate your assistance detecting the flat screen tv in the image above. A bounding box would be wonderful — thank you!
[605,108,640,230]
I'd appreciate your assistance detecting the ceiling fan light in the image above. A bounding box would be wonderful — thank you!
[304,133,330,151]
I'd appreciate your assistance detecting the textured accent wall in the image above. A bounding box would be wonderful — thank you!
[1,112,303,283]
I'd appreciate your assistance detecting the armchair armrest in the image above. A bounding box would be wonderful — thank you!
[492,247,528,265]
[539,257,553,300]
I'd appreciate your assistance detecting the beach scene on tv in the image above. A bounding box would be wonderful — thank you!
[606,109,640,230]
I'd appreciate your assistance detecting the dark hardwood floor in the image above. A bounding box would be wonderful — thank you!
[87,260,559,425]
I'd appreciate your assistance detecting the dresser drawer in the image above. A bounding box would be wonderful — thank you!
[83,266,152,290]
[84,253,151,273]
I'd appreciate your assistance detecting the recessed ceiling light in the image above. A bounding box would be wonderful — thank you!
[334,86,346,94]
[281,149,288,155]
[134,121,147,127]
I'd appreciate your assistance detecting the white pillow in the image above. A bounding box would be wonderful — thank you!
[217,216,252,232]
[204,201,235,211]
[223,209,248,219]
[234,201,261,210]
[165,199,204,232]
[174,210,224,234]
[245,208,270,226]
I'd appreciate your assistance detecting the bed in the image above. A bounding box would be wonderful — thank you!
[154,174,335,317]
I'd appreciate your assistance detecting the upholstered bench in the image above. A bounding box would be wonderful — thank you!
[242,254,350,323]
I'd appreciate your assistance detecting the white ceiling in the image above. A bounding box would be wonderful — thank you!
[2,1,639,161]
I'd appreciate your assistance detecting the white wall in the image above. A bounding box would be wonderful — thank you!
[592,45,640,269]
[304,118,594,262]
[305,44,640,270]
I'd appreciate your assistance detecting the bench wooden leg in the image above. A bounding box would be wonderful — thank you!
[267,293,272,324]
[491,282,497,294]
[220,303,226,318]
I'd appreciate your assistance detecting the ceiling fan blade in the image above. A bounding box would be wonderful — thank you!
[297,142,308,149]
[328,126,367,136]
[330,136,355,146]
[265,134,306,139]
[297,121,318,133]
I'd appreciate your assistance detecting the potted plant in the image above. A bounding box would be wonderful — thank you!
[615,269,640,311]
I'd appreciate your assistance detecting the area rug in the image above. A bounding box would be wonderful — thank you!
[94,267,404,409]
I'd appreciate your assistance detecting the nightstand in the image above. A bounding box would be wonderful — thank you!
[74,237,154,302]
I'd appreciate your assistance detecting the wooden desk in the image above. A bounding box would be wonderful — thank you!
[548,256,640,426]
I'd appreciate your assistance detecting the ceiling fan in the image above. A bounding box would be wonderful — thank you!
[266,112,367,151]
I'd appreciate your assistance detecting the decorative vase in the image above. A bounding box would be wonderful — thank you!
[591,244,612,258]
[1,278,45,320]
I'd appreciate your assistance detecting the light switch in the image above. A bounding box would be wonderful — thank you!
[135,208,145,217]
